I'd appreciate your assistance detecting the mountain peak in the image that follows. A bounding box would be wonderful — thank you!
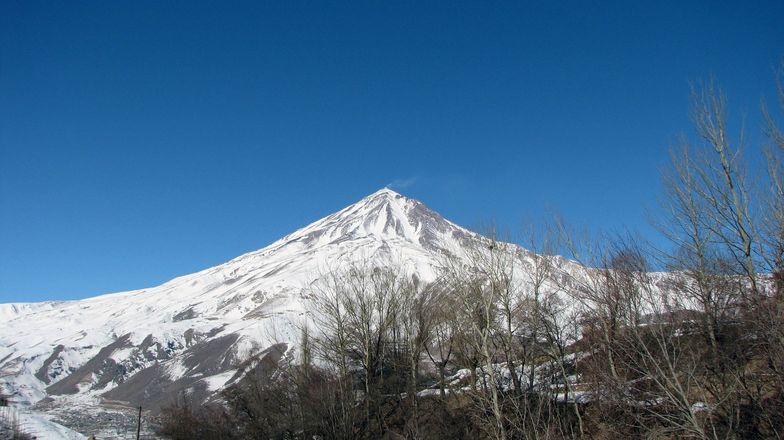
[353,187,406,211]
[263,188,469,255]
[371,187,402,196]
[355,187,405,207]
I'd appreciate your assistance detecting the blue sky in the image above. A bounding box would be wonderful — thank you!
[1,1,783,302]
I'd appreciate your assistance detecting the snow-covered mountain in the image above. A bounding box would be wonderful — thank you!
[0,189,493,417]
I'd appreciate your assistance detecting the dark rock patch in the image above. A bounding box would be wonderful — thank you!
[101,333,252,414]
[137,334,176,361]
[182,333,240,376]
[46,334,132,395]
[183,329,196,347]
[93,358,126,390]
[0,352,16,368]
[205,326,226,338]
[101,363,174,413]
[34,344,65,384]
[173,307,198,322]
[227,343,287,386]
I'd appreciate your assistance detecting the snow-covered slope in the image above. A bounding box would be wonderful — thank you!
[0,189,490,414]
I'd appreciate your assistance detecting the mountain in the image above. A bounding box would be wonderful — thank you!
[0,189,492,425]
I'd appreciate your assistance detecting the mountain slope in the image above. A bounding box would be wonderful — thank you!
[0,189,487,413]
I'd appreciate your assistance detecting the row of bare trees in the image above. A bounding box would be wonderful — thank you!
[554,68,784,438]
[159,67,784,439]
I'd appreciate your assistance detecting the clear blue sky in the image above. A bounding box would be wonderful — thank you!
[1,1,782,302]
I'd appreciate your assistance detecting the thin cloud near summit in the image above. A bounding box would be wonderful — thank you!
[387,177,417,190]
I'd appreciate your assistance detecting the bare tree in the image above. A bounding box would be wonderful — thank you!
[441,239,509,440]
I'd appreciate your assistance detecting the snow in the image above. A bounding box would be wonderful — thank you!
[3,405,85,440]
[0,188,606,427]
[555,390,591,404]
[201,370,236,392]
